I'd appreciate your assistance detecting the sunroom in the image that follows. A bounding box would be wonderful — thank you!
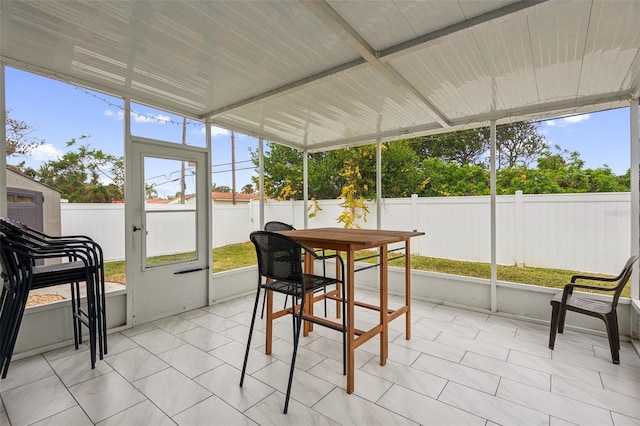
[1,1,640,424]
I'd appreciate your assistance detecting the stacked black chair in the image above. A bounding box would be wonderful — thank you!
[0,217,106,369]
[241,231,346,414]
[0,233,34,378]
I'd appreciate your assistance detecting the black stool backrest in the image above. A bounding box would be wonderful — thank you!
[264,221,295,231]
[250,231,304,284]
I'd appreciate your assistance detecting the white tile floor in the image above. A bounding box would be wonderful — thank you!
[2,288,640,425]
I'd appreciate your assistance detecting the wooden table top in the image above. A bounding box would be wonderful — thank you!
[278,227,424,251]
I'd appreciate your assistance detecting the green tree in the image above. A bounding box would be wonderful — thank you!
[252,143,304,199]
[410,121,548,170]
[380,140,425,198]
[413,128,488,167]
[535,146,588,192]
[241,184,254,194]
[34,138,124,202]
[585,166,627,192]
[5,109,45,158]
[617,168,631,192]
[496,121,548,169]
[307,150,349,199]
[145,184,158,199]
[252,141,424,226]
[420,158,489,196]
[212,184,231,193]
[495,166,562,194]
[336,157,370,228]
[252,141,424,200]
[495,146,629,194]
[253,130,628,203]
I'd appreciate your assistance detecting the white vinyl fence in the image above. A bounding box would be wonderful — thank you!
[62,191,632,274]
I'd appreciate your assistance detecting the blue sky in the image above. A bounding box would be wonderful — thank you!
[5,67,257,198]
[4,66,633,197]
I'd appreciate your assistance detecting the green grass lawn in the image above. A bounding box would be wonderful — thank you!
[103,242,257,284]
[105,242,623,297]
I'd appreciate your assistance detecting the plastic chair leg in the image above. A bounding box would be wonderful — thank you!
[606,314,620,364]
[548,301,560,350]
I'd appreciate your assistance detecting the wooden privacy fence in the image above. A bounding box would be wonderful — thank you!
[61,191,631,274]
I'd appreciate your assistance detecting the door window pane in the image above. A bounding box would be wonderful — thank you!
[144,156,198,268]
[130,103,206,148]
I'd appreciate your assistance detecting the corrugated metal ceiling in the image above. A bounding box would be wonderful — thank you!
[1,0,639,152]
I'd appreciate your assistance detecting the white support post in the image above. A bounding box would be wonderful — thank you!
[303,149,309,229]
[0,65,6,217]
[376,139,382,230]
[515,190,524,267]
[411,194,418,232]
[259,138,265,230]
[123,97,133,326]
[205,120,213,302]
[490,120,497,312]
[630,99,640,302]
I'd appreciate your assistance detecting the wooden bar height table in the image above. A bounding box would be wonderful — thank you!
[276,227,424,394]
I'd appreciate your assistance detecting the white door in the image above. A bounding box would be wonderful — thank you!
[126,137,210,324]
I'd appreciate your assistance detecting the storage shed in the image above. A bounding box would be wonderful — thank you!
[6,168,61,236]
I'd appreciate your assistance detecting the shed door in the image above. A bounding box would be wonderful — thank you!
[7,187,43,231]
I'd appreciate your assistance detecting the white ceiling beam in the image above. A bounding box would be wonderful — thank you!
[378,0,552,62]
[205,58,367,117]
[300,0,450,128]
[449,90,633,128]
[305,122,444,153]
[308,90,633,152]
[210,118,302,149]
[206,0,549,123]
[623,49,640,97]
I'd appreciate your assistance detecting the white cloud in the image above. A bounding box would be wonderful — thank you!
[211,125,229,136]
[104,109,123,120]
[563,113,590,123]
[104,109,172,124]
[200,125,230,136]
[132,112,155,123]
[155,114,171,124]
[545,113,590,127]
[29,143,63,161]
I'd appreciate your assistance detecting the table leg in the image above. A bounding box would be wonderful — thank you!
[346,249,355,394]
[380,244,388,365]
[304,251,314,336]
[405,240,411,340]
[335,251,341,319]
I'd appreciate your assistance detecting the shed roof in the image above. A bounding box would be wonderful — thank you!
[2,1,638,152]
[6,168,60,194]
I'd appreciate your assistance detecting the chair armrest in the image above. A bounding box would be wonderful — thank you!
[35,238,104,262]
[13,232,103,264]
[562,273,619,299]
[560,280,618,304]
[26,244,93,266]
[315,253,342,264]
[570,274,617,283]
[302,245,345,275]
[564,282,618,293]
[7,234,96,267]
